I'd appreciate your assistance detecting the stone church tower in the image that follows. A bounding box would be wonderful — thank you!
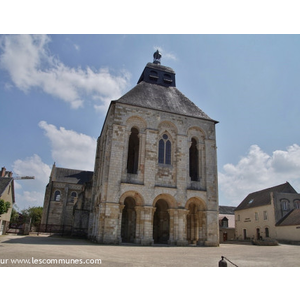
[89,51,219,246]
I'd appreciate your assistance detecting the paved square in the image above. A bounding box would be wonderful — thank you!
[1,234,299,267]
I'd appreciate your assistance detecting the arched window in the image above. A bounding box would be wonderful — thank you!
[127,128,139,174]
[294,200,300,209]
[189,138,199,181]
[54,190,61,201]
[281,199,289,211]
[158,134,171,165]
[70,191,77,203]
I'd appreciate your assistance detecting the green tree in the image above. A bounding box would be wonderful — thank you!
[0,199,11,216]
[10,207,20,225]
[21,206,43,228]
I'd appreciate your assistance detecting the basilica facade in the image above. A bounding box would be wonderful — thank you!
[88,51,219,246]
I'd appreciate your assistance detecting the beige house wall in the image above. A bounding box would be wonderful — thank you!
[0,181,14,234]
[276,225,300,242]
[235,202,276,240]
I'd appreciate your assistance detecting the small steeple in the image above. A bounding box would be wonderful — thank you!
[153,50,162,64]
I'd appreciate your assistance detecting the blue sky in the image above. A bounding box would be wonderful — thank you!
[1,34,300,210]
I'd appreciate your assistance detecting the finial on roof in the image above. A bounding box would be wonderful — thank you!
[153,49,162,65]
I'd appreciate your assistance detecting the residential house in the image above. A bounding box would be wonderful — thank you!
[0,167,15,235]
[219,206,236,242]
[235,182,300,243]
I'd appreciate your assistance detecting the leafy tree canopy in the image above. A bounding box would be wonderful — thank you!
[0,199,11,216]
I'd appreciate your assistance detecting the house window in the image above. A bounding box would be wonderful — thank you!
[158,134,171,165]
[255,212,259,221]
[54,190,61,201]
[263,211,268,220]
[294,200,300,209]
[189,138,199,181]
[221,217,228,228]
[127,127,139,174]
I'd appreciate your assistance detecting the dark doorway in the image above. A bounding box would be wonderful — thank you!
[243,229,247,240]
[153,199,169,244]
[265,227,269,238]
[223,232,228,242]
[121,197,136,243]
[256,228,261,240]
[127,128,139,174]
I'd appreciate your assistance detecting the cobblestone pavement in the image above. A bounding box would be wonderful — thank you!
[1,234,299,267]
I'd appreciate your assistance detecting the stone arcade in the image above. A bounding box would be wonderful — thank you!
[41,51,219,246]
[88,51,219,246]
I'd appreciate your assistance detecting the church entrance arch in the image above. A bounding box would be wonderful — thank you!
[186,198,206,245]
[121,197,136,243]
[153,199,170,244]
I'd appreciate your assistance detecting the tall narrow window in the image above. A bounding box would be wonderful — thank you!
[158,134,171,165]
[189,138,199,181]
[127,128,139,174]
[54,190,61,201]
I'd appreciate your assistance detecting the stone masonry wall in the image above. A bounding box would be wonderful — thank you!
[89,102,219,246]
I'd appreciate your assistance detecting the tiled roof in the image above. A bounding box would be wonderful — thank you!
[276,209,300,226]
[219,206,236,215]
[235,182,297,211]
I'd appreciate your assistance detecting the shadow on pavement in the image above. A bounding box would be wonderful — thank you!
[1,235,94,246]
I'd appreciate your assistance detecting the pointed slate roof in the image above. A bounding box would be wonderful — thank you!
[0,177,15,204]
[235,182,297,211]
[0,177,13,196]
[52,167,93,185]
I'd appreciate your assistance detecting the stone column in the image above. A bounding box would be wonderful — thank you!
[102,202,122,244]
[197,210,206,246]
[176,209,189,246]
[134,206,143,244]
[167,209,175,245]
[204,210,219,247]
[141,206,156,245]
[117,205,125,244]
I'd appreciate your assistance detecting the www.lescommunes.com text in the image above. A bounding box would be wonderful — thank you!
[1,257,102,265]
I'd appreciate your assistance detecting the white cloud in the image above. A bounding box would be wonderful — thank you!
[0,34,130,110]
[219,144,300,205]
[12,154,52,209]
[38,121,96,170]
[13,154,51,186]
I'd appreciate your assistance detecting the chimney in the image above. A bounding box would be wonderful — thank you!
[1,167,6,177]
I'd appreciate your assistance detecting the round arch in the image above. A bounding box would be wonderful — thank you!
[187,126,206,141]
[153,193,178,209]
[185,197,206,211]
[125,116,147,133]
[119,191,144,207]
